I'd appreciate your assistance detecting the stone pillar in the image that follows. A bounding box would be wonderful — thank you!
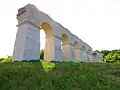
[80,49,84,62]
[83,51,87,62]
[44,35,62,61]
[74,47,80,62]
[12,21,40,61]
[54,36,62,62]
[62,44,69,61]
[88,54,92,62]
[87,53,90,62]
[62,43,75,61]
[44,35,54,61]
[69,44,75,61]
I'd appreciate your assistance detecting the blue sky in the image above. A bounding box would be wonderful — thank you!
[0,0,120,57]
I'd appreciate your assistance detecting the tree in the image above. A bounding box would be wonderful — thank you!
[100,50,110,57]
[40,49,44,59]
[100,49,120,63]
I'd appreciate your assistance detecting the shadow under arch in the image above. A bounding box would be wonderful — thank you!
[61,34,69,61]
[40,22,54,61]
[74,41,80,61]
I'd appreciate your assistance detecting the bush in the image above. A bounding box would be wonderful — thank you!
[0,56,12,63]
[40,60,56,72]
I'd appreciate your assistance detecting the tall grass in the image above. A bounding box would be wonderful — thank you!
[0,60,120,90]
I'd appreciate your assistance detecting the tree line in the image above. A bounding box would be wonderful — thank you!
[40,49,120,63]
[99,49,120,63]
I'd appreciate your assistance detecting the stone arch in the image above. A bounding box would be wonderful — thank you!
[61,34,69,60]
[40,22,53,36]
[40,22,54,61]
[61,34,69,44]
[12,4,63,61]
[74,41,80,61]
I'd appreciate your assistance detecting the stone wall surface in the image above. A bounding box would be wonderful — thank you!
[12,4,101,62]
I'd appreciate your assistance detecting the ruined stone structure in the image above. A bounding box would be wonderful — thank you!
[12,4,99,62]
[92,51,103,62]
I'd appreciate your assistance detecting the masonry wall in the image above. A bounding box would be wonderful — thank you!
[12,4,96,62]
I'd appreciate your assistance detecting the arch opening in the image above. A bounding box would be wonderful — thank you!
[40,23,54,61]
[40,29,45,60]
[61,34,69,60]
[74,41,80,61]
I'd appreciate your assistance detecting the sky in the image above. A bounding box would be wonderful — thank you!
[0,0,120,57]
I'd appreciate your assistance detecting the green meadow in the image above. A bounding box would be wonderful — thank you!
[0,60,120,90]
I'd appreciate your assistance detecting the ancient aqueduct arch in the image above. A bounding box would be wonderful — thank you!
[12,4,94,62]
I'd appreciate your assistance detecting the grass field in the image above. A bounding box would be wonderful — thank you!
[0,60,120,90]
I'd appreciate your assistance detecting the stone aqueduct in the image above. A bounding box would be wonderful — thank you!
[12,4,97,62]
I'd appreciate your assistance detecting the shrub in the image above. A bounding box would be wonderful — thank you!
[0,56,12,63]
[40,60,56,72]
